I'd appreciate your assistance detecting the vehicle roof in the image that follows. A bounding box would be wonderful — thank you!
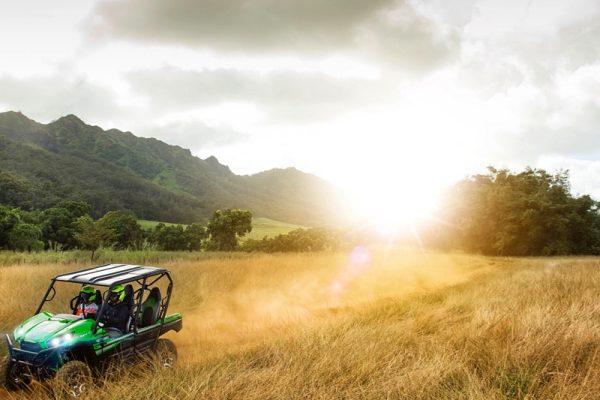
[54,264,169,286]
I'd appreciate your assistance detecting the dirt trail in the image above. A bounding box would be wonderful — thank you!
[168,249,496,365]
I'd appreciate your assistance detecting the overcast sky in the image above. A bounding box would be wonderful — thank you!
[1,0,600,213]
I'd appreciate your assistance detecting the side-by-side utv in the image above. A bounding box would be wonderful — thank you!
[1,264,182,396]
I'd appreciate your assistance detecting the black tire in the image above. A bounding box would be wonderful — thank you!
[154,339,178,369]
[53,360,93,398]
[0,356,28,391]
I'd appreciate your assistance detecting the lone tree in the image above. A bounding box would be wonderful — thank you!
[74,215,115,261]
[206,209,252,251]
[99,211,145,250]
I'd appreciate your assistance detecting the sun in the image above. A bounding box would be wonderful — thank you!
[343,172,441,237]
[311,81,484,235]
[372,195,436,236]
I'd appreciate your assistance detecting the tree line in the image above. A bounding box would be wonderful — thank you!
[0,202,254,258]
[242,228,340,252]
[429,167,600,256]
[0,202,340,257]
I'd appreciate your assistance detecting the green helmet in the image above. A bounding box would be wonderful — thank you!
[109,284,126,303]
[80,285,96,303]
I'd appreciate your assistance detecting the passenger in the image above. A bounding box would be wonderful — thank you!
[75,286,99,319]
[101,285,130,333]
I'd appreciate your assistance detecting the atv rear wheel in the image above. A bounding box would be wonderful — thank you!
[53,360,93,398]
[0,356,29,391]
[154,339,178,369]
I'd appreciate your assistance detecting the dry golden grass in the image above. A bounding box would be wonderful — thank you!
[2,249,600,399]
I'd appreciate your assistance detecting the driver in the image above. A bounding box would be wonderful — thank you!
[101,285,130,333]
[75,286,99,319]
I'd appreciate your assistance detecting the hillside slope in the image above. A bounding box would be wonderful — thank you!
[0,111,346,225]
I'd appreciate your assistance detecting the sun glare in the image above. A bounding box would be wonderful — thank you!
[350,184,440,237]
[319,83,486,237]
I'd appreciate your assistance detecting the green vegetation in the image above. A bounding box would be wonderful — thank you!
[148,223,207,251]
[206,209,252,251]
[0,201,260,257]
[100,211,145,250]
[431,167,600,256]
[141,217,303,240]
[8,223,43,252]
[0,111,344,226]
[74,215,113,260]
[0,201,325,259]
[245,217,305,240]
[243,228,339,252]
[138,219,185,229]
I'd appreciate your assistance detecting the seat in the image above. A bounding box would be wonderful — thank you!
[139,287,162,328]
[70,295,81,315]
[123,285,134,303]
[70,289,102,315]
[123,284,135,331]
[94,290,103,307]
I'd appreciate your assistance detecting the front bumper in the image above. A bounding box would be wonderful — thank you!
[5,334,62,378]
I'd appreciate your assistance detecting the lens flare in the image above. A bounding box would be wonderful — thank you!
[330,246,372,298]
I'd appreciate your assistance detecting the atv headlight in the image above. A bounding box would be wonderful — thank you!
[48,333,73,348]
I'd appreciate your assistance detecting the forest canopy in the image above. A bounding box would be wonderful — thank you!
[430,167,600,256]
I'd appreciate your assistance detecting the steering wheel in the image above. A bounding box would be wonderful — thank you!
[104,327,124,338]
[69,295,80,313]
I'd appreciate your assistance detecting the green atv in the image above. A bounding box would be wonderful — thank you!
[1,264,183,396]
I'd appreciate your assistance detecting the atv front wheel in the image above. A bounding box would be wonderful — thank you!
[53,360,93,398]
[155,339,178,369]
[0,356,29,391]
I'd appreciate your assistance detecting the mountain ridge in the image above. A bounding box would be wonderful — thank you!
[0,111,345,226]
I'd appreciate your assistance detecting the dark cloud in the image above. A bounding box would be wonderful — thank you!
[86,0,457,71]
[125,67,392,122]
[88,0,393,51]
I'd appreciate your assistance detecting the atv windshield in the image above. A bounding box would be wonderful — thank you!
[36,280,103,320]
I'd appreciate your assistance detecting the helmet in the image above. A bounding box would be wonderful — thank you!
[109,284,125,304]
[80,286,97,303]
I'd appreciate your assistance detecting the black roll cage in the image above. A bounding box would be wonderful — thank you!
[35,270,174,338]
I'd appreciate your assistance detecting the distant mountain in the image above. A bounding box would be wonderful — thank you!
[0,111,347,226]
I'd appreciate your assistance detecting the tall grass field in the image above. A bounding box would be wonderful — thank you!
[1,248,600,399]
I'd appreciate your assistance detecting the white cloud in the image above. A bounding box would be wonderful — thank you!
[537,155,600,199]
[0,73,124,125]
[138,117,249,153]
[0,0,94,77]
[123,66,391,124]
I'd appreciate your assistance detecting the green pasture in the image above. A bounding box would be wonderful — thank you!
[244,217,305,240]
[138,219,185,229]
[139,217,305,240]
